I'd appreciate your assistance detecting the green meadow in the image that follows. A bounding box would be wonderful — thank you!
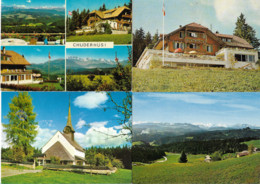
[243,139,260,148]
[133,153,260,184]
[66,34,132,44]
[2,169,131,184]
[132,67,260,92]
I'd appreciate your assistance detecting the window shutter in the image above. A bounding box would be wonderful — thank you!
[173,41,175,49]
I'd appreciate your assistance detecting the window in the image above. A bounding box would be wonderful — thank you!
[207,45,213,52]
[174,42,185,49]
[188,32,197,38]
[189,43,196,49]
[235,54,255,62]
[11,75,17,81]
[179,32,184,38]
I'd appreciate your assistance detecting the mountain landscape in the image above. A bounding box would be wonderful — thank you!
[133,122,260,145]
[66,57,129,74]
[27,59,65,75]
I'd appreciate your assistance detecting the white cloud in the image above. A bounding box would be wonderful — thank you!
[89,121,108,128]
[26,0,31,3]
[214,0,260,26]
[114,114,120,118]
[147,93,219,105]
[13,4,27,8]
[32,126,57,148]
[74,92,108,109]
[76,119,86,129]
[224,104,258,111]
[75,125,129,148]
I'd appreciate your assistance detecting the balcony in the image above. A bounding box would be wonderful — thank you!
[1,69,33,75]
[122,14,132,19]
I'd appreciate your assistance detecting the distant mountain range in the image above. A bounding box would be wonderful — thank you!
[27,59,65,75]
[66,57,129,74]
[133,122,260,145]
[2,6,65,14]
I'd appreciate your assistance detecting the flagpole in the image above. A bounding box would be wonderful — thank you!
[48,54,50,81]
[163,0,165,66]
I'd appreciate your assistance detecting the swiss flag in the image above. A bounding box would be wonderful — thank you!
[48,52,51,60]
[162,2,165,16]
[68,11,72,16]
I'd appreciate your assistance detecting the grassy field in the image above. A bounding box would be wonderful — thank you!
[2,169,131,184]
[243,139,260,148]
[66,34,131,44]
[132,67,260,92]
[27,82,64,91]
[133,153,260,184]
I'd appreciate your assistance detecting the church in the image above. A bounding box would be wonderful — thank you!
[40,100,86,165]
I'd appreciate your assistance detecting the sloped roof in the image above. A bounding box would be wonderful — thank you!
[1,50,31,65]
[62,133,85,152]
[44,141,74,161]
[89,6,130,19]
[186,22,208,29]
[215,33,254,49]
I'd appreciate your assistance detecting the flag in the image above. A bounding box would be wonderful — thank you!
[162,2,165,16]
[68,11,72,16]
[115,57,119,62]
[48,52,51,60]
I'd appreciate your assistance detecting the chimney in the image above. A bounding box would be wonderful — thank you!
[179,25,182,28]
[3,46,6,54]
[22,54,24,58]
[216,31,219,34]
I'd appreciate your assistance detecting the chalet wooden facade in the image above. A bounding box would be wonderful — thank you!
[84,6,132,31]
[41,100,86,166]
[137,23,258,69]
[1,47,35,85]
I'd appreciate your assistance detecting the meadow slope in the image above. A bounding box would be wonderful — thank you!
[133,153,260,184]
[132,68,260,92]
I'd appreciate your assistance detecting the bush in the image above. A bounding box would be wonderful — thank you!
[112,158,124,168]
[88,74,96,81]
[50,156,60,164]
[211,151,222,161]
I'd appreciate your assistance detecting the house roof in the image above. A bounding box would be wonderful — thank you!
[1,50,31,65]
[43,141,74,161]
[62,133,85,152]
[216,34,254,49]
[186,22,208,29]
[89,6,130,19]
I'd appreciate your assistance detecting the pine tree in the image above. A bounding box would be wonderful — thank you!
[234,13,260,49]
[178,151,188,163]
[4,92,38,162]
[145,32,152,47]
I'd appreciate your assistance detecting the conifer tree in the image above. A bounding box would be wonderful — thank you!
[4,92,38,162]
[234,13,260,49]
[178,151,188,163]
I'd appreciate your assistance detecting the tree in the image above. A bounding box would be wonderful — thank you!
[178,151,188,163]
[248,144,254,154]
[234,13,260,49]
[3,92,38,162]
[133,28,146,66]
[145,32,152,47]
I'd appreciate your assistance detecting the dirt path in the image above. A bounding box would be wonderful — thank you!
[156,156,167,163]
[1,168,42,178]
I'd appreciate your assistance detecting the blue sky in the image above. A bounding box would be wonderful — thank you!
[133,93,260,128]
[67,0,130,13]
[1,92,130,149]
[1,46,65,64]
[67,46,130,61]
[133,0,260,38]
[2,0,65,8]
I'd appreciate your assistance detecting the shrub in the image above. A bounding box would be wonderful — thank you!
[88,74,96,81]
[211,151,222,161]
[50,156,60,164]
[112,158,124,168]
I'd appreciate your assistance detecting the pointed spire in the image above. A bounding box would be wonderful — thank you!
[64,95,75,133]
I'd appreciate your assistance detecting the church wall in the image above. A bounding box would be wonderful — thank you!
[75,149,85,158]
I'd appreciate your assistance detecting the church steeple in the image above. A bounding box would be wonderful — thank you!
[63,96,75,140]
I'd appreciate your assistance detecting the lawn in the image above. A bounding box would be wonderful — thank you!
[133,153,260,184]
[66,34,132,44]
[243,139,260,148]
[2,169,131,184]
[27,82,64,91]
[132,67,260,92]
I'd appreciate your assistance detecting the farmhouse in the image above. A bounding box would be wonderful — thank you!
[237,151,249,157]
[136,23,258,69]
[0,47,41,85]
[204,155,212,162]
[41,100,86,165]
[83,6,132,33]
